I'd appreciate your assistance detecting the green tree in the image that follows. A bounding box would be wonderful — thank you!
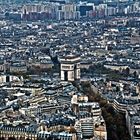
[81,81,131,140]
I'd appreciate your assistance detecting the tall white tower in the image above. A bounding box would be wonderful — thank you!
[60,54,80,81]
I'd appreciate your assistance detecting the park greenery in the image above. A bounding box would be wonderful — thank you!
[81,63,138,81]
